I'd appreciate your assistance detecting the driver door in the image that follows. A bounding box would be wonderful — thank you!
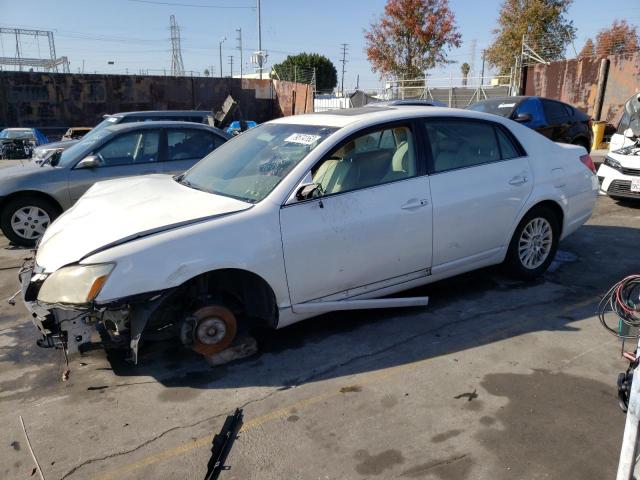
[67,129,162,204]
[279,123,433,306]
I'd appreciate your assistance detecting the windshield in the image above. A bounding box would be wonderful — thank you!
[55,128,114,167]
[0,129,33,139]
[179,123,337,203]
[467,99,519,118]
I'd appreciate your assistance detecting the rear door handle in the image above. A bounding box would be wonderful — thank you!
[509,175,528,186]
[401,198,429,210]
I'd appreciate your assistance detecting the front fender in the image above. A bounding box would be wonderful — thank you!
[82,205,291,309]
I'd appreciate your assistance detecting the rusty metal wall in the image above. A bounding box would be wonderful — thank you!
[524,52,640,123]
[0,72,313,132]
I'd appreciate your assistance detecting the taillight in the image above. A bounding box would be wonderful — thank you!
[580,154,596,174]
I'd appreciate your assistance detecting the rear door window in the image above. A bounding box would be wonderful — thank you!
[424,119,523,173]
[166,129,225,161]
[542,100,570,124]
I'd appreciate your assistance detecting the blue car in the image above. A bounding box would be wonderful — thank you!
[0,128,49,159]
[467,96,593,152]
[226,120,257,136]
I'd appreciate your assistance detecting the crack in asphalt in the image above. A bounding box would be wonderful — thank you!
[59,387,281,479]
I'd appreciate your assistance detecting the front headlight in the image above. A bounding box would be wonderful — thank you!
[38,263,115,305]
[604,155,622,171]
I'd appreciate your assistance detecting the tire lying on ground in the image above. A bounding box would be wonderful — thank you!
[0,195,60,247]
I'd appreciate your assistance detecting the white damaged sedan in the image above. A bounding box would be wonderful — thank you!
[20,106,598,363]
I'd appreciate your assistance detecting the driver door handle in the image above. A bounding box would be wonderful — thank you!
[401,198,429,210]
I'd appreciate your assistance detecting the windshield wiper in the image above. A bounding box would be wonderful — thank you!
[176,176,208,192]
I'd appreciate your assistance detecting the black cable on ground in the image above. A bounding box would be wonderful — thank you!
[598,274,640,338]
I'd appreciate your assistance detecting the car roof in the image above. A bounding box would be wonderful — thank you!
[103,120,228,135]
[270,105,509,128]
[2,127,33,131]
[106,110,211,118]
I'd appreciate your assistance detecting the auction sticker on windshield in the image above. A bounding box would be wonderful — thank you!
[285,133,322,145]
[632,178,640,193]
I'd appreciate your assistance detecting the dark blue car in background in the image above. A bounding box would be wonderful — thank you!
[467,96,593,152]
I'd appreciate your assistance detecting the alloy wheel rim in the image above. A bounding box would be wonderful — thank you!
[11,206,50,240]
[518,217,553,270]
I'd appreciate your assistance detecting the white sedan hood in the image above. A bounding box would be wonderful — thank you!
[36,174,252,272]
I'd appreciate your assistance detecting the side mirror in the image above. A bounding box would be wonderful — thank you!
[76,155,100,169]
[624,128,636,139]
[296,183,322,201]
[514,112,532,123]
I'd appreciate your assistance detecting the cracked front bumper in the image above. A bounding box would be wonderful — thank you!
[19,261,172,363]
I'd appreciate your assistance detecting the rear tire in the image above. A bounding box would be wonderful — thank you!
[0,196,60,247]
[504,206,560,279]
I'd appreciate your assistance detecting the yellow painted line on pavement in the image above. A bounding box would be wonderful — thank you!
[93,361,418,480]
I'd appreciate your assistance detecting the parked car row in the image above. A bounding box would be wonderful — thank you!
[16,104,598,364]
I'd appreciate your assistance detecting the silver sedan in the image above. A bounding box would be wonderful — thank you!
[0,121,228,246]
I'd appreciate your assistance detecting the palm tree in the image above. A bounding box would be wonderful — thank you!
[461,63,471,86]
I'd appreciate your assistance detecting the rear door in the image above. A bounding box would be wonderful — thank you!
[162,128,227,175]
[541,99,572,142]
[67,129,162,203]
[424,118,533,268]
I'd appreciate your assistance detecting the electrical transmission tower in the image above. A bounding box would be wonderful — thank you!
[0,27,69,72]
[169,15,185,76]
[228,56,234,78]
[340,43,348,95]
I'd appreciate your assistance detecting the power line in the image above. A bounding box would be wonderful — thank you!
[340,43,348,94]
[129,0,254,8]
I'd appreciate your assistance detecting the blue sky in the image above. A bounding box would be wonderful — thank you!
[1,0,639,90]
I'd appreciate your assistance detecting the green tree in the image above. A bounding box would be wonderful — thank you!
[486,0,576,74]
[364,0,461,80]
[203,68,210,77]
[272,53,337,92]
[461,62,470,85]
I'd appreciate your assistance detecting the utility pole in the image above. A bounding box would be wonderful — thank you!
[340,43,348,96]
[236,28,243,79]
[257,0,262,79]
[480,49,485,86]
[219,37,226,78]
[228,55,234,78]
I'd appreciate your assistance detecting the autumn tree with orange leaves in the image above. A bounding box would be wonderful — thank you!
[364,0,461,80]
[580,20,639,58]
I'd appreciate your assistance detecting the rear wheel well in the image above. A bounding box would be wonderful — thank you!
[524,200,564,237]
[149,268,278,332]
